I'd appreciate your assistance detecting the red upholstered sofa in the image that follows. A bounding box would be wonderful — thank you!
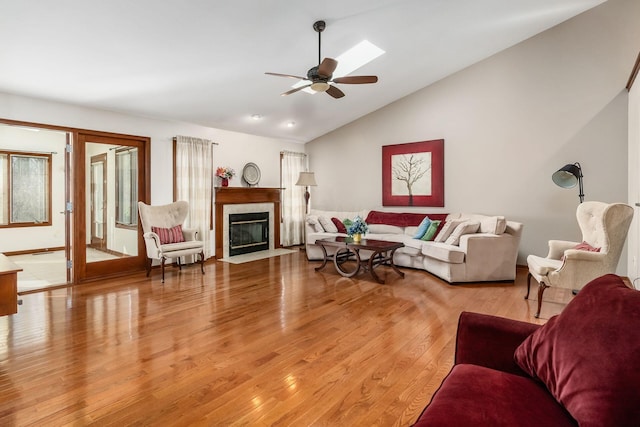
[414,274,640,427]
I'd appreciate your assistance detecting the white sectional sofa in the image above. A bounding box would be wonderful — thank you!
[305,209,523,283]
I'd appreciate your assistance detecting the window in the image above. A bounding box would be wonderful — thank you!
[0,151,51,227]
[115,147,138,228]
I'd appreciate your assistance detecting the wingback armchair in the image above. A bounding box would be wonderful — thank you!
[526,201,633,317]
[138,201,205,283]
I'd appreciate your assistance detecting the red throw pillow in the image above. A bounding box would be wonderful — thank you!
[152,225,185,244]
[561,241,600,261]
[574,241,600,252]
[514,274,640,426]
[331,217,347,234]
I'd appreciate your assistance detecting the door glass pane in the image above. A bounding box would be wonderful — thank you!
[86,142,138,263]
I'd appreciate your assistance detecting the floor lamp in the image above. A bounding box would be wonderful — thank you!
[552,162,584,203]
[296,172,317,214]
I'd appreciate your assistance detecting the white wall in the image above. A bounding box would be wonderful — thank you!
[0,93,304,254]
[306,0,639,271]
[0,125,67,252]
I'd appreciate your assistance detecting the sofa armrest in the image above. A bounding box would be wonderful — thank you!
[455,312,539,376]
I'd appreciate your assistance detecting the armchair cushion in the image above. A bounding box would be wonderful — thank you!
[414,364,575,427]
[514,274,640,427]
[152,225,185,244]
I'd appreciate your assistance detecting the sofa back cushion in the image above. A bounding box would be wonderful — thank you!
[514,274,640,427]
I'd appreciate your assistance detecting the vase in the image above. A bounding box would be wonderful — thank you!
[352,233,362,243]
[221,178,229,187]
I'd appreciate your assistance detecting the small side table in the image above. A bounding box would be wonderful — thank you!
[0,254,22,316]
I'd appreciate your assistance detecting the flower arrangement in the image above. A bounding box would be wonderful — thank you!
[347,216,369,236]
[215,166,235,179]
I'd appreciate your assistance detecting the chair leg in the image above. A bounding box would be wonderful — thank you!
[199,251,205,275]
[535,282,550,318]
[525,273,532,299]
[145,258,152,277]
[161,257,166,284]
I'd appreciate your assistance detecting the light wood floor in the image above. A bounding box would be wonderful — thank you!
[0,251,570,426]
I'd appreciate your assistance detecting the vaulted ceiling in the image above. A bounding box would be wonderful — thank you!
[0,0,606,143]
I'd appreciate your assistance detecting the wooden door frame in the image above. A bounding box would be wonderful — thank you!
[75,131,150,282]
[89,153,107,251]
[0,118,151,284]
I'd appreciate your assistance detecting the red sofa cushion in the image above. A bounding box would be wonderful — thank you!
[414,364,575,426]
[365,210,448,227]
[514,274,640,427]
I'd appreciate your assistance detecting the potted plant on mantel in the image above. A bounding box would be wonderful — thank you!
[216,166,235,187]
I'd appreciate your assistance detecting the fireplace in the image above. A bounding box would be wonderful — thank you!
[214,187,282,259]
[229,212,269,256]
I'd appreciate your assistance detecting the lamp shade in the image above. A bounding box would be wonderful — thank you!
[295,172,317,187]
[552,164,581,189]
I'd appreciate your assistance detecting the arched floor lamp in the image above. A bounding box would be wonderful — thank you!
[552,162,584,203]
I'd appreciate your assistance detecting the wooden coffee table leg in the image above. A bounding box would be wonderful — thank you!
[388,248,405,278]
[334,247,361,278]
[315,244,330,271]
[368,251,385,284]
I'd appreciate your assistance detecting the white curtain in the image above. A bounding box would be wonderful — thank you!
[175,136,213,259]
[281,151,307,246]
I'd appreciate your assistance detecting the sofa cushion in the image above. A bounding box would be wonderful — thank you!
[368,223,405,234]
[415,364,575,427]
[413,216,432,239]
[318,216,338,233]
[444,221,480,245]
[479,215,507,235]
[306,215,324,232]
[514,274,640,427]
[152,225,185,244]
[422,242,465,264]
[331,217,347,233]
[420,220,441,241]
[434,219,465,243]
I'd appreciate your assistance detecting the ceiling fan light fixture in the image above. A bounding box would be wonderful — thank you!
[310,82,330,92]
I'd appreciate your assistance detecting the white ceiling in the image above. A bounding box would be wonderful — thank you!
[0,0,606,143]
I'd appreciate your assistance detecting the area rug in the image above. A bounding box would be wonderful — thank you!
[218,248,296,264]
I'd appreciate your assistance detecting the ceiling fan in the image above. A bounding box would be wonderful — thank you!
[265,20,378,99]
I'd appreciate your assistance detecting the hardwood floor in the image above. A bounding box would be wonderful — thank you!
[0,251,570,426]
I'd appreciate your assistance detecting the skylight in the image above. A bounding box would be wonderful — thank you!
[292,40,385,93]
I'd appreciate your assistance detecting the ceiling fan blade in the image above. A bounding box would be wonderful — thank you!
[332,75,378,84]
[317,58,338,78]
[281,84,311,96]
[326,85,345,99]
[265,72,308,80]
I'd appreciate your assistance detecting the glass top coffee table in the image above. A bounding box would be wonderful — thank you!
[314,236,405,284]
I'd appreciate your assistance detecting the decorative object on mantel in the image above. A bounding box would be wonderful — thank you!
[347,216,368,243]
[216,166,235,187]
[295,171,317,214]
[382,139,444,207]
[242,162,261,187]
[552,162,584,203]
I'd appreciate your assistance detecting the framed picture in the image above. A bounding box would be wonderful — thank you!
[382,139,444,207]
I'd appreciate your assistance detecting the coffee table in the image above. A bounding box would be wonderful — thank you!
[314,236,405,284]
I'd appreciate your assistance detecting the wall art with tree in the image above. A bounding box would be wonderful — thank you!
[382,140,444,207]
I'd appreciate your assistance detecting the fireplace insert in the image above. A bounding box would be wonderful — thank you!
[228,212,269,256]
